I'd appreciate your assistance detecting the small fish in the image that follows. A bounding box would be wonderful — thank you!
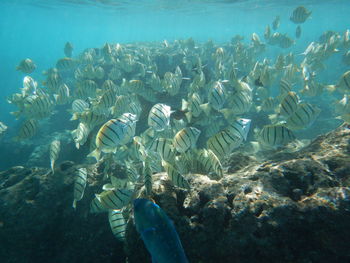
[71,122,90,149]
[196,149,223,178]
[173,127,201,153]
[285,103,321,130]
[295,25,302,38]
[228,118,251,141]
[56,57,76,71]
[162,160,190,189]
[64,42,73,57]
[0,122,8,136]
[280,79,292,94]
[73,168,87,209]
[133,198,189,263]
[54,84,70,105]
[148,137,175,162]
[22,76,37,96]
[108,209,127,242]
[143,157,153,196]
[90,196,108,213]
[148,103,172,132]
[259,124,295,147]
[264,25,271,40]
[89,118,130,160]
[71,99,90,114]
[14,119,38,141]
[207,129,242,158]
[208,81,226,111]
[16,58,36,73]
[49,140,60,173]
[290,6,311,24]
[279,91,300,118]
[96,189,133,210]
[272,16,280,30]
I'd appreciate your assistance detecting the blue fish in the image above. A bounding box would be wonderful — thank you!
[133,198,189,263]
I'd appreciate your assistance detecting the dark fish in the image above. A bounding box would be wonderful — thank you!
[133,198,188,263]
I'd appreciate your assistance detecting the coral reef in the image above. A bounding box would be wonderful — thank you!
[1,125,350,263]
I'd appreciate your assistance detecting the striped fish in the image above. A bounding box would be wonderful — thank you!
[22,76,37,96]
[119,113,137,145]
[102,79,117,91]
[227,118,251,141]
[72,122,90,149]
[89,118,129,160]
[148,137,175,162]
[173,127,201,153]
[148,103,172,132]
[16,58,36,73]
[49,140,61,173]
[286,103,321,130]
[92,88,116,114]
[45,72,61,92]
[143,157,153,196]
[108,210,127,241]
[279,91,299,118]
[280,79,292,95]
[90,196,108,213]
[227,90,252,115]
[259,97,276,112]
[290,6,311,24]
[54,84,70,105]
[162,160,190,189]
[24,94,53,119]
[75,79,98,99]
[208,81,226,110]
[77,111,106,129]
[15,119,38,140]
[96,189,133,210]
[196,149,223,178]
[71,99,89,114]
[56,57,76,71]
[72,168,87,209]
[259,124,295,147]
[207,129,242,158]
[338,70,350,92]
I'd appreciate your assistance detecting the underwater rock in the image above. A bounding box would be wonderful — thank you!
[1,125,350,263]
[0,165,126,263]
[125,125,350,263]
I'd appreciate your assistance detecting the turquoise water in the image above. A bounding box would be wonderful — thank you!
[0,0,349,168]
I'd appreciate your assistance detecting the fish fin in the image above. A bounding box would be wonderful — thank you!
[72,200,77,209]
[325,85,336,93]
[181,99,189,111]
[87,149,101,161]
[50,160,55,173]
[185,112,192,123]
[200,103,211,116]
[10,111,21,119]
[70,113,79,121]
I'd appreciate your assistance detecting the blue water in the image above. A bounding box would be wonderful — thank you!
[0,0,349,168]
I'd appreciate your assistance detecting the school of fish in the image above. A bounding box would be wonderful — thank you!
[2,5,350,246]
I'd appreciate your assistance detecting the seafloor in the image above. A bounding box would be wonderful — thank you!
[0,125,350,263]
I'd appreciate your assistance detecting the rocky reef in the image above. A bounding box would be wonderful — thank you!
[1,125,350,263]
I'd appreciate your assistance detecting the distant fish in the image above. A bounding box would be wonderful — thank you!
[279,91,300,118]
[72,168,87,209]
[64,42,73,57]
[56,57,76,71]
[290,6,311,24]
[14,119,38,141]
[295,25,302,38]
[16,58,36,74]
[0,122,7,136]
[133,198,189,263]
[49,139,61,173]
[272,16,280,30]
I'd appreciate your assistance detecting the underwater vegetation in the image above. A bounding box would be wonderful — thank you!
[1,3,350,263]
